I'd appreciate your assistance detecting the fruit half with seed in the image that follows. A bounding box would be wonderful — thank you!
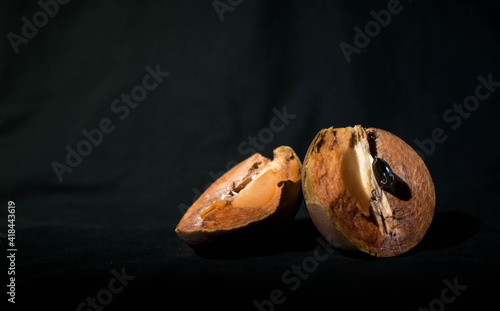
[302,125,435,257]
[176,146,302,247]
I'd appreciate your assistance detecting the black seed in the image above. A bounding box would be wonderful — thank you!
[372,156,395,189]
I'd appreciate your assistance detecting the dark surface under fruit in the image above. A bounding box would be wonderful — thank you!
[2,1,500,310]
[11,210,494,311]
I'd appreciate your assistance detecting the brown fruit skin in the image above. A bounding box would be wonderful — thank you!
[302,127,436,257]
[176,146,302,248]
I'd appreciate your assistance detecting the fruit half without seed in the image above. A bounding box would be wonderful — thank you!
[176,146,302,247]
[302,125,435,257]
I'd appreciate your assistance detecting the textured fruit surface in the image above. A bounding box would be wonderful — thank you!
[302,126,435,257]
[176,146,302,247]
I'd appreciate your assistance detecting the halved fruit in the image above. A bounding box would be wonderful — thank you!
[176,146,302,247]
[302,125,435,257]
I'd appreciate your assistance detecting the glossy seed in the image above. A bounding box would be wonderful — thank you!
[372,156,395,189]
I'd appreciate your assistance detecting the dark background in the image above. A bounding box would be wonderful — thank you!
[1,0,499,310]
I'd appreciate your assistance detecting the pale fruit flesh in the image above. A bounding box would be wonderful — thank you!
[175,146,302,247]
[302,125,435,257]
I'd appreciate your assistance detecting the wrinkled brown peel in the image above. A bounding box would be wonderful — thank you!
[176,146,302,247]
[302,126,435,257]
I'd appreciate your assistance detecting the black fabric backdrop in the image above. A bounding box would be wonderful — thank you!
[1,0,499,310]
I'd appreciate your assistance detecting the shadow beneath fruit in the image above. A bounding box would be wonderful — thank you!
[331,211,481,260]
[335,248,375,260]
[194,218,320,259]
[194,211,480,259]
[404,211,481,256]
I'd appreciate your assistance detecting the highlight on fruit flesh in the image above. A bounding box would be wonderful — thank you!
[176,146,302,247]
[302,125,435,257]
